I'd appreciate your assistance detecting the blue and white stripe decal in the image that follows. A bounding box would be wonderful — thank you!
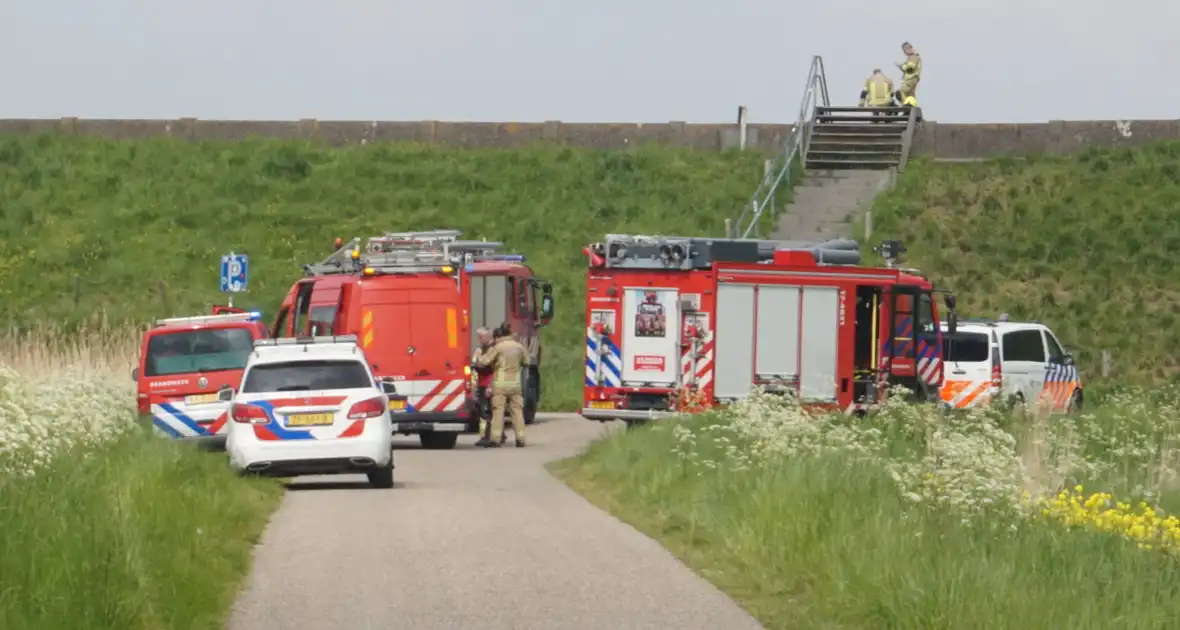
[1045,363,1079,383]
[585,327,622,387]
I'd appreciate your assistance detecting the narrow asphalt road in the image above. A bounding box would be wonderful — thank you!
[226,413,764,630]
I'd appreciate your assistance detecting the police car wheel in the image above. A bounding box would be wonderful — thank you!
[419,432,459,450]
[368,463,394,489]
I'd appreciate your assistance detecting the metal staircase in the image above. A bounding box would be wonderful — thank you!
[731,56,921,239]
[806,106,917,170]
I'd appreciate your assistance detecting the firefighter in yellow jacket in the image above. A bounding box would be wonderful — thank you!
[473,325,530,448]
[895,42,922,105]
[859,69,895,108]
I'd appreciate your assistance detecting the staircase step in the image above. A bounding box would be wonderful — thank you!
[806,149,901,157]
[815,115,909,125]
[796,182,888,191]
[811,125,906,136]
[817,106,910,115]
[809,137,903,147]
[804,159,898,170]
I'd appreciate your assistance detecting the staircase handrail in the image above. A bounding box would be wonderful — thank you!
[732,55,830,238]
[897,105,919,172]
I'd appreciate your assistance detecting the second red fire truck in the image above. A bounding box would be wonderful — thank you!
[579,234,959,423]
[271,230,555,449]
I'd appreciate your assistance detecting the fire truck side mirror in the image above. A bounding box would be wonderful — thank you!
[944,294,957,311]
[538,283,555,326]
[947,311,958,336]
[131,367,138,382]
[217,386,235,402]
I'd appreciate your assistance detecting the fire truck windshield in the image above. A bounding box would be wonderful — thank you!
[144,328,255,377]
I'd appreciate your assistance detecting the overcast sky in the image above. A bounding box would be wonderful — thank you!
[1,0,1173,124]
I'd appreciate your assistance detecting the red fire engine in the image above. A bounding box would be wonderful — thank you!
[579,235,959,423]
[272,230,555,449]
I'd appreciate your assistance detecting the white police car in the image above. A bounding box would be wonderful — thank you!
[222,335,404,488]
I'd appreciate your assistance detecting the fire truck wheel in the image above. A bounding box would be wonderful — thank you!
[419,432,459,450]
[523,375,539,425]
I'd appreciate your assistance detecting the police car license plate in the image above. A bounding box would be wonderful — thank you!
[287,412,335,427]
[185,393,219,406]
[388,399,406,411]
[590,401,614,410]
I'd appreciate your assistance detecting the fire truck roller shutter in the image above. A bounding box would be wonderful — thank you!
[714,284,756,400]
[798,286,840,401]
[755,285,801,384]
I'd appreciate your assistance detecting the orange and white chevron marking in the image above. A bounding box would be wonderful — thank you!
[940,380,994,409]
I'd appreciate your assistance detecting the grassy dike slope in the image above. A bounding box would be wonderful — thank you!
[0,134,771,410]
[864,144,1180,391]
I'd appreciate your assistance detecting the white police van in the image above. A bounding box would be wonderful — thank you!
[939,315,1083,413]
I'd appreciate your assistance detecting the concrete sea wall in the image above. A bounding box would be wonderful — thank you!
[0,117,1174,158]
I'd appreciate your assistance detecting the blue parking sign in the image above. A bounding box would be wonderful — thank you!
[220,253,249,293]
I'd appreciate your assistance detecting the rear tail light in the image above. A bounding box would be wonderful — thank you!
[347,397,386,420]
[231,403,269,424]
[990,357,1003,389]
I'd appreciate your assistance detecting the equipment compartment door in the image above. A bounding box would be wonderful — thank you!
[714,284,755,399]
[621,287,679,385]
[799,286,840,401]
[755,285,801,383]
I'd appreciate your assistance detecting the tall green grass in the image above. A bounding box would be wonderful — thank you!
[553,394,1180,630]
[0,430,282,630]
[863,144,1180,391]
[0,317,282,630]
[0,134,772,409]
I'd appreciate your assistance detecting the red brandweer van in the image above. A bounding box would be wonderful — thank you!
[134,311,270,442]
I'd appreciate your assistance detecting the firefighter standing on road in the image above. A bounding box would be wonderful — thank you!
[895,42,922,108]
[859,69,896,108]
[470,327,498,443]
[473,324,529,448]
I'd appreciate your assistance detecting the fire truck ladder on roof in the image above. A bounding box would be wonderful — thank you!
[592,233,863,270]
[303,229,514,276]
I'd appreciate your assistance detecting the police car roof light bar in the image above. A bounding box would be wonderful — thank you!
[253,334,360,347]
[154,312,262,328]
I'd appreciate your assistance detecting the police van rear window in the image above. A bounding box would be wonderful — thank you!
[241,360,372,393]
[942,332,990,363]
[145,328,255,377]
